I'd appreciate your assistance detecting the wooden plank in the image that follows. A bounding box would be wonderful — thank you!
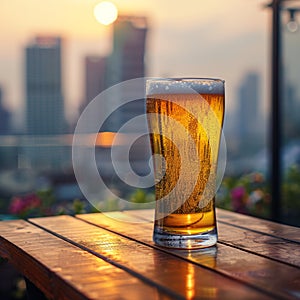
[0,220,172,300]
[218,222,300,267]
[116,208,300,243]
[123,209,155,221]
[77,212,300,300]
[102,209,300,267]
[216,208,300,243]
[31,215,276,300]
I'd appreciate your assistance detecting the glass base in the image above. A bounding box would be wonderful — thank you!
[153,227,217,249]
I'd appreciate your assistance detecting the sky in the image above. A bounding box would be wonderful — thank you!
[0,0,276,126]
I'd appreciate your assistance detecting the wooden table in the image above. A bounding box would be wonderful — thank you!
[0,208,299,299]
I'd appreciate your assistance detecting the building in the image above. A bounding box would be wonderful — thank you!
[88,16,151,192]
[103,16,148,132]
[0,86,15,169]
[0,87,11,135]
[84,55,107,108]
[236,72,263,153]
[106,16,147,85]
[283,81,300,140]
[26,36,66,135]
[25,36,68,171]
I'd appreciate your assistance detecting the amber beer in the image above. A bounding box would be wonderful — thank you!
[146,78,225,249]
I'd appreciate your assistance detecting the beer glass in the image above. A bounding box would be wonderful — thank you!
[146,78,225,249]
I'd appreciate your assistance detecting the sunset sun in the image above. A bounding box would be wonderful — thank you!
[94,1,118,26]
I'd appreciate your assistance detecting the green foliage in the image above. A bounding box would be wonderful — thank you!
[282,165,300,213]
[217,165,300,225]
[129,189,155,203]
[72,198,86,214]
[36,189,55,207]
[96,197,120,212]
[4,166,300,225]
[216,172,270,218]
[91,189,155,212]
[8,190,55,218]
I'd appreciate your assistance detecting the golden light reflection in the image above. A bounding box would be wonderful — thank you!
[95,131,116,147]
[187,247,217,269]
[72,132,134,147]
[199,287,218,298]
[186,263,195,300]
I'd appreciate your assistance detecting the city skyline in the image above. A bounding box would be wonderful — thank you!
[0,0,272,128]
[24,35,68,170]
[0,14,150,172]
[0,1,299,136]
[0,1,299,227]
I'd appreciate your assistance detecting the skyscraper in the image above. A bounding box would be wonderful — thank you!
[107,16,147,85]
[92,16,150,186]
[236,72,263,153]
[282,81,300,140]
[0,87,11,135]
[26,36,66,135]
[0,86,14,169]
[25,36,68,170]
[84,55,107,108]
[104,16,148,131]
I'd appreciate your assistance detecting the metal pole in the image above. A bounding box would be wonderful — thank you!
[270,0,282,222]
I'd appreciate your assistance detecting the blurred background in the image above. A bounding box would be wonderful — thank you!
[0,0,299,226]
[0,1,300,298]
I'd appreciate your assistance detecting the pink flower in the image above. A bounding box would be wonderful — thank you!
[231,186,248,213]
[9,197,26,214]
[24,194,41,210]
[9,194,41,216]
[231,186,245,200]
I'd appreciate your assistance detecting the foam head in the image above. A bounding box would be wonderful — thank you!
[146,78,225,95]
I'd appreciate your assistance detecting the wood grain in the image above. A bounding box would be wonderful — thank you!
[0,219,172,300]
[218,222,300,267]
[1,209,299,300]
[77,211,300,300]
[99,209,300,267]
[30,215,275,300]
[216,208,300,243]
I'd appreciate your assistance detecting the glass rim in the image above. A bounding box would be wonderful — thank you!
[146,77,225,95]
[146,77,225,83]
